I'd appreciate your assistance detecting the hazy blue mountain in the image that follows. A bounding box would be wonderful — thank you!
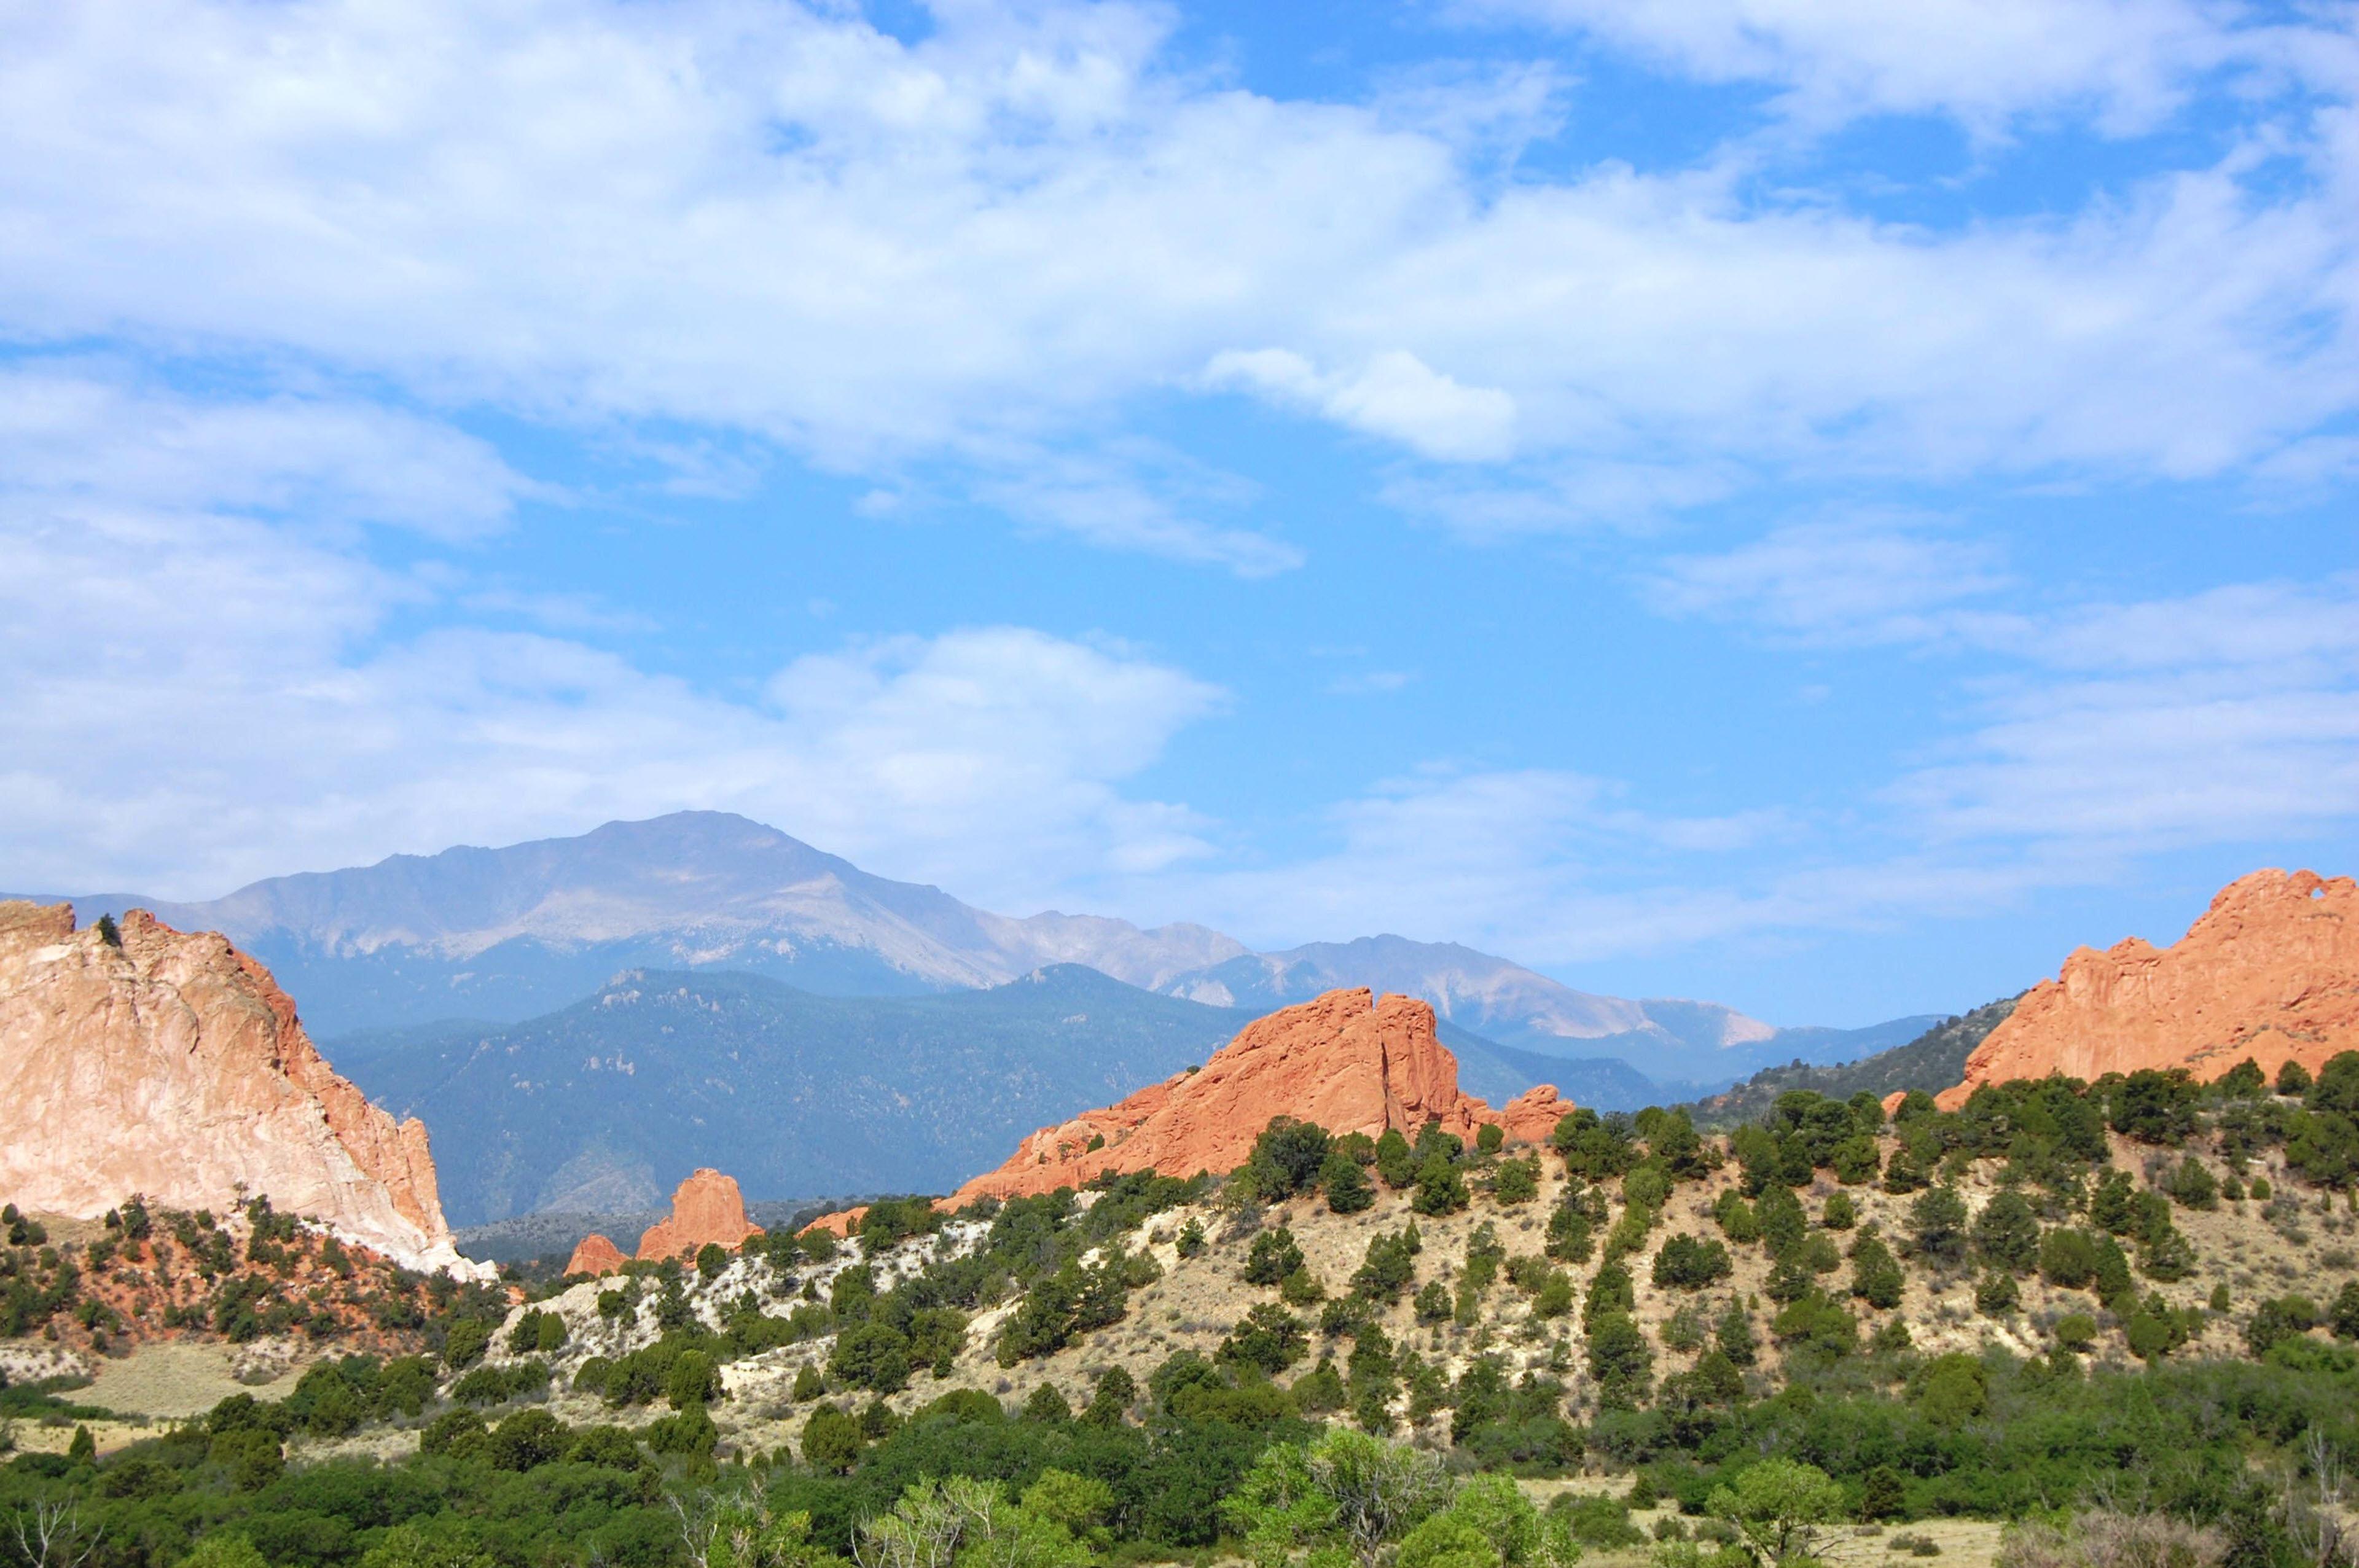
[330,964,1259,1224]
[1157,935,1935,1093]
[327,961,1647,1223]
[1445,1036,1669,1114]
[1675,997,2021,1128]
[27,811,1921,1094]
[28,812,1247,1034]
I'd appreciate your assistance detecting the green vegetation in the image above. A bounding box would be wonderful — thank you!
[12,1050,2359,1568]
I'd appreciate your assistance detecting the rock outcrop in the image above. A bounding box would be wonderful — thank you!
[1498,1084,1571,1145]
[948,988,1566,1205]
[801,1206,867,1240]
[1938,869,2359,1109]
[0,902,476,1275]
[635,1168,762,1260]
[566,1233,629,1277]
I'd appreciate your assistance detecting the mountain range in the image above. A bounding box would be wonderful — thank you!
[26,811,1930,1094]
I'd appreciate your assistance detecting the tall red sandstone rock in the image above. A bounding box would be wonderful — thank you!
[0,902,477,1275]
[948,988,1567,1206]
[635,1168,762,1260]
[1938,869,2358,1110]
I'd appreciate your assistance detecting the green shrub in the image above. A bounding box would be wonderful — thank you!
[485,1408,568,1472]
[1219,1303,1309,1374]
[1412,1155,1470,1215]
[1352,1224,1423,1300]
[2166,1160,2220,1211]
[1322,1152,1375,1214]
[1244,1117,1333,1200]
[1908,1187,1970,1264]
[1714,1192,1761,1244]
[801,1402,862,1472]
[1848,1235,1905,1310]
[1655,1234,1734,1290]
[1554,1492,1645,1548]
[440,1317,491,1370]
[1972,1193,2040,1273]
[2054,1313,2099,1352]
[1244,1227,1305,1285]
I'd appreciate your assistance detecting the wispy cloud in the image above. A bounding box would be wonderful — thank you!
[1646,513,2021,646]
[0,363,538,539]
[1452,0,2272,136]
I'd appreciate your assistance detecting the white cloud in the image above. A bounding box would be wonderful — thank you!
[1893,666,2359,848]
[0,482,1224,907]
[0,0,2345,553]
[1141,561,2359,965]
[1205,348,1519,462]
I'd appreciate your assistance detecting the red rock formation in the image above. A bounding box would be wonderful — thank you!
[1937,869,2359,1110]
[0,902,477,1276]
[800,1206,867,1239]
[949,988,1567,1205]
[566,1233,628,1276]
[1498,1085,1569,1146]
[635,1168,763,1260]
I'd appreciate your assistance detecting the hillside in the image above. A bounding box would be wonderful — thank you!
[1678,998,2021,1128]
[14,1025,2359,1568]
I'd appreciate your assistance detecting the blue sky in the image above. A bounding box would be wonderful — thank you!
[1,0,2353,1026]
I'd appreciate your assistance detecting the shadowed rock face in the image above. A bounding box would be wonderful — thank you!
[0,901,476,1276]
[1938,869,2359,1109]
[947,987,1569,1206]
[635,1168,762,1260]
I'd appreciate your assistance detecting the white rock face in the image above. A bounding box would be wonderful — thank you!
[0,900,482,1276]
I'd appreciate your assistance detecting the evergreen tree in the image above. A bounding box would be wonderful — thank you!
[1971,1192,2040,1273]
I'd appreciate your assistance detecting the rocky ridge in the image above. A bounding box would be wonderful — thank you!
[1939,869,2358,1109]
[0,901,477,1276]
[944,988,1567,1206]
